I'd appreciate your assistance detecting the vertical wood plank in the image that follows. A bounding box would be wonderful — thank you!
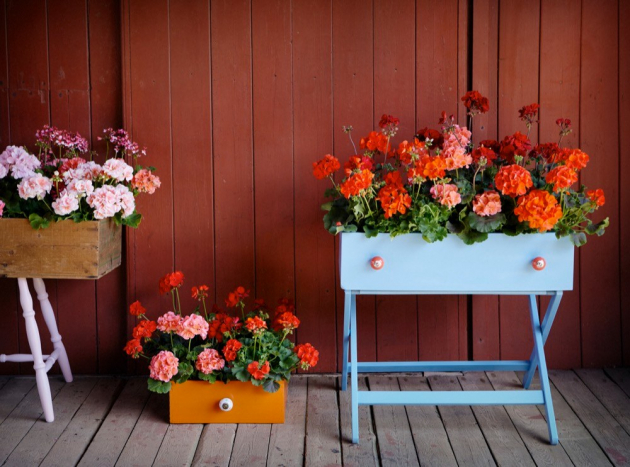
[252,0,294,302]
[305,376,342,467]
[621,0,630,366]
[169,0,214,311]
[416,0,463,361]
[293,0,336,372]
[497,0,540,361]
[332,0,377,367]
[210,0,255,303]
[191,424,236,467]
[579,0,621,367]
[471,0,500,361]
[374,0,418,362]
[267,377,307,466]
[339,377,379,467]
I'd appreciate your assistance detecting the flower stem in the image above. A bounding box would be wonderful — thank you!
[175,288,182,314]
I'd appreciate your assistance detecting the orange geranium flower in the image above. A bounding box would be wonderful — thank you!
[312,154,341,179]
[294,343,319,370]
[514,189,563,232]
[340,169,374,198]
[245,316,267,334]
[132,320,157,340]
[273,311,300,332]
[159,271,184,295]
[586,188,605,207]
[495,164,533,197]
[223,338,243,361]
[472,191,502,217]
[378,172,412,218]
[247,360,270,380]
[123,338,143,358]
[407,154,447,182]
[397,139,426,166]
[225,286,249,307]
[360,131,389,153]
[191,285,209,300]
[546,166,578,192]
[129,300,146,316]
[561,148,589,170]
[344,155,374,175]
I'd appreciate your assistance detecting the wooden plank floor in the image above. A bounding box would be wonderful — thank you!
[0,370,628,466]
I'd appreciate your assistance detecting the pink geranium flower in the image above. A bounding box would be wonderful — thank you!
[473,191,502,217]
[132,169,161,194]
[430,183,461,208]
[149,350,179,382]
[0,146,40,179]
[196,349,225,374]
[0,200,5,217]
[102,158,133,182]
[17,174,53,200]
[177,314,209,340]
[157,311,181,333]
[52,190,80,216]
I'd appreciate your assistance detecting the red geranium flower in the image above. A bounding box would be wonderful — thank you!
[129,300,146,316]
[294,343,319,370]
[159,271,184,295]
[272,311,301,332]
[208,312,241,343]
[471,147,497,166]
[499,132,532,163]
[191,285,209,300]
[247,361,270,380]
[124,338,143,358]
[312,154,341,180]
[586,189,605,207]
[132,320,157,340]
[225,286,249,307]
[245,316,267,334]
[461,90,490,116]
[518,103,540,126]
[223,338,243,362]
[546,166,578,192]
[415,128,444,150]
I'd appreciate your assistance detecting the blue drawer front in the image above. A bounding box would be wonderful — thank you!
[340,233,574,293]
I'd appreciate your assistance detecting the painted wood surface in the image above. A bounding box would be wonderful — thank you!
[0,0,628,374]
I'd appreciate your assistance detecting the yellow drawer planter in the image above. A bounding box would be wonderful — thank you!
[169,380,287,424]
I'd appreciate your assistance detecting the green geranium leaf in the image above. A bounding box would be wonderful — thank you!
[457,229,488,245]
[122,212,142,228]
[28,213,50,230]
[198,372,218,383]
[262,379,281,393]
[570,232,587,247]
[467,212,506,233]
[147,378,171,394]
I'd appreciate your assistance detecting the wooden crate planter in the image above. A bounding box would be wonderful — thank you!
[169,380,286,424]
[0,219,122,279]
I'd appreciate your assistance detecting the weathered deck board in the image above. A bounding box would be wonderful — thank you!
[3,378,97,466]
[549,370,630,466]
[78,377,151,467]
[485,371,573,467]
[370,375,419,467]
[339,377,379,467]
[605,368,630,398]
[577,369,630,434]
[0,377,65,464]
[398,375,457,467]
[0,372,627,466]
[428,374,496,467]
[41,378,122,467]
[305,375,342,467]
[267,376,308,467]
[516,372,612,467]
[458,372,535,466]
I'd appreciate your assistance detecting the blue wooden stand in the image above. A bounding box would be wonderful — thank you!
[341,290,563,444]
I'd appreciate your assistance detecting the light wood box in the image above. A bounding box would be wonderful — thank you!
[170,380,286,424]
[0,218,122,279]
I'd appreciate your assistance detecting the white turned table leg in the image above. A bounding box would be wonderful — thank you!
[18,278,55,422]
[32,278,73,383]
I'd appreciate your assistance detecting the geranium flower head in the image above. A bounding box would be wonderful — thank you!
[473,191,502,217]
[132,168,161,194]
[546,166,578,192]
[132,320,157,340]
[177,313,209,340]
[245,316,267,334]
[196,349,225,374]
[157,311,182,333]
[312,154,340,180]
[159,271,185,295]
[499,132,532,163]
[225,286,249,307]
[294,343,319,370]
[430,183,461,208]
[415,127,444,149]
[586,189,605,207]
[407,155,447,182]
[208,313,241,343]
[514,189,563,232]
[149,350,179,382]
[359,131,389,153]
[247,361,270,380]
[495,164,533,197]
[378,173,412,219]
[339,169,374,198]
[129,300,146,316]
[252,298,267,310]
[518,103,540,126]
[561,149,589,171]
[344,155,374,175]
[192,285,209,300]
[0,200,5,217]
[223,338,243,361]
[461,90,490,116]
[472,146,497,167]
[124,338,143,358]
[378,114,399,136]
[273,311,300,332]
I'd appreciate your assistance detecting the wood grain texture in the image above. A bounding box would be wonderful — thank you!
[191,424,236,467]
[621,0,630,366]
[606,368,630,398]
[339,377,379,467]
[575,369,630,435]
[304,376,342,467]
[154,423,204,467]
[267,377,307,466]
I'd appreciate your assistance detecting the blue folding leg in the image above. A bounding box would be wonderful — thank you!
[350,291,359,443]
[523,292,563,389]
[341,291,353,391]
[528,295,559,445]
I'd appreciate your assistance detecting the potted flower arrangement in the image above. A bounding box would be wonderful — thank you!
[0,126,160,279]
[314,91,607,292]
[124,272,319,424]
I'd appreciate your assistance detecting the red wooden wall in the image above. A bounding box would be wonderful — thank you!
[0,0,126,375]
[0,0,627,374]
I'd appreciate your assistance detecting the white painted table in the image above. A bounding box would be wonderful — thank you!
[0,278,73,422]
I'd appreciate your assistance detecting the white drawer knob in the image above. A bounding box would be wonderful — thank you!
[532,257,546,271]
[219,398,233,411]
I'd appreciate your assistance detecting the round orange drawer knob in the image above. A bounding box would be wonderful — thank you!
[532,257,546,271]
[370,256,384,270]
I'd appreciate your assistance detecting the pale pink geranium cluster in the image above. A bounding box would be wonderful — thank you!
[132,169,161,194]
[442,126,473,170]
[17,173,53,200]
[87,185,135,219]
[149,350,179,382]
[195,349,225,374]
[0,200,4,217]
[157,311,181,333]
[103,158,134,182]
[472,191,502,217]
[52,191,80,216]
[0,146,41,179]
[177,314,209,340]
[430,183,462,208]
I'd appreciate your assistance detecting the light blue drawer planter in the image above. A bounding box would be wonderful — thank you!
[340,232,574,294]
[339,232,573,446]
